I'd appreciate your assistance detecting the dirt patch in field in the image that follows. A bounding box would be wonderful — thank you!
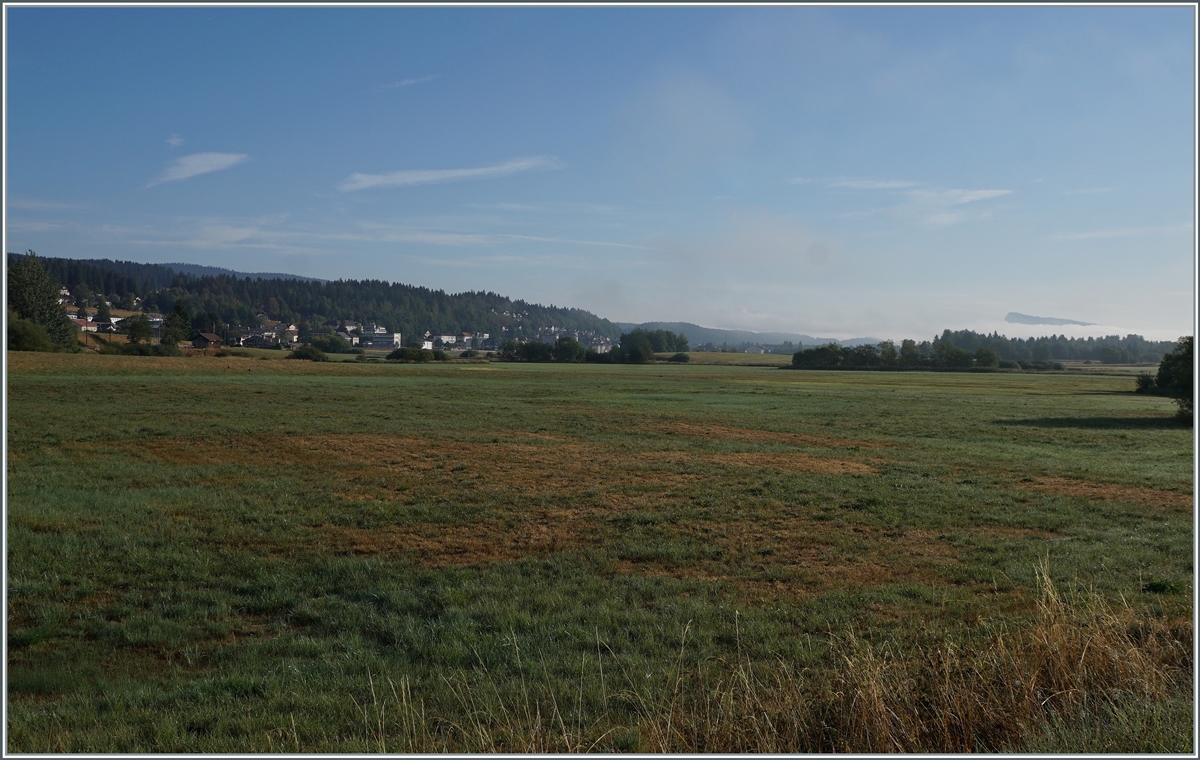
[1025,477,1192,511]
[320,514,587,566]
[654,421,888,449]
[138,433,866,499]
[971,526,1058,540]
[703,452,876,475]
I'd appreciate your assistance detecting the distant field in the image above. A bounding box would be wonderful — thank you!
[661,351,792,366]
[7,352,1193,752]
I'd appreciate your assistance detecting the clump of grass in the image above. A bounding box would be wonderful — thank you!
[343,564,1191,753]
[633,561,1191,753]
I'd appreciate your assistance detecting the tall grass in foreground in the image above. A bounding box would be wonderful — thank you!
[344,565,1191,753]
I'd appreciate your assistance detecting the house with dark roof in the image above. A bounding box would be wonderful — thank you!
[191,333,223,349]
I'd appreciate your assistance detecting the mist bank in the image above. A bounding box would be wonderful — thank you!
[614,321,880,349]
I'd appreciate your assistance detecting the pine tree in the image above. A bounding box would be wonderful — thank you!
[7,251,77,350]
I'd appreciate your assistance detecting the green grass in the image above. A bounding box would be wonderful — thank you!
[6,351,1193,751]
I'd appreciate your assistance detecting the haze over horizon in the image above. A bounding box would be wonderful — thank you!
[5,6,1195,342]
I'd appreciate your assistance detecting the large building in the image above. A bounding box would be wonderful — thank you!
[361,324,401,349]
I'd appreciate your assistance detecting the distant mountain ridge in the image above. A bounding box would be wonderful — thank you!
[161,262,327,283]
[1005,312,1095,327]
[616,321,880,348]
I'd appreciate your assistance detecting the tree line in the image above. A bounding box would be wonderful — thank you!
[498,329,690,364]
[793,339,1014,370]
[932,329,1174,364]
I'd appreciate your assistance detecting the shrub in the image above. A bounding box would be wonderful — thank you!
[667,353,690,363]
[7,316,55,352]
[1135,372,1158,393]
[1017,360,1062,371]
[309,335,354,354]
[387,348,436,362]
[101,341,182,357]
[288,345,328,361]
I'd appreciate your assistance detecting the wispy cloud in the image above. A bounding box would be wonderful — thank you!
[1051,222,1192,241]
[93,214,647,255]
[6,197,89,210]
[337,156,561,192]
[5,220,65,233]
[787,176,1010,227]
[830,178,919,190]
[147,152,249,187]
[384,75,437,89]
[786,176,917,189]
[166,134,184,147]
[503,234,654,251]
[908,188,1011,206]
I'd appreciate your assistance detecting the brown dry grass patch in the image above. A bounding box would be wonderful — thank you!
[136,433,872,494]
[320,514,587,566]
[719,522,948,590]
[654,421,888,449]
[1026,476,1192,511]
[703,451,875,475]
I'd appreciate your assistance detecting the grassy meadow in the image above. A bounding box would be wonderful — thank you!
[6,352,1194,752]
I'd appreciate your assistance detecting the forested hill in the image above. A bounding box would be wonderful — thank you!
[9,253,621,339]
[17,255,327,292]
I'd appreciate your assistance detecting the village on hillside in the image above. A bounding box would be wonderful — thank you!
[57,286,620,354]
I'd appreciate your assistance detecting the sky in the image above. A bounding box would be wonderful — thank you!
[4,5,1195,341]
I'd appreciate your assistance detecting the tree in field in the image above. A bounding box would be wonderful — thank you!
[899,339,921,366]
[160,301,192,346]
[792,343,842,367]
[288,345,328,361]
[6,251,77,350]
[619,332,656,363]
[1156,336,1193,422]
[95,298,112,325]
[844,343,882,366]
[309,334,353,354]
[518,341,554,362]
[553,335,587,362]
[124,313,154,344]
[878,340,899,365]
[975,348,1000,368]
[935,341,974,368]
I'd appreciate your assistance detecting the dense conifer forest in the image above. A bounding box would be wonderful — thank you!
[9,253,621,340]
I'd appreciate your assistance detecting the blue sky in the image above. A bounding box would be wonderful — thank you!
[5,6,1194,341]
